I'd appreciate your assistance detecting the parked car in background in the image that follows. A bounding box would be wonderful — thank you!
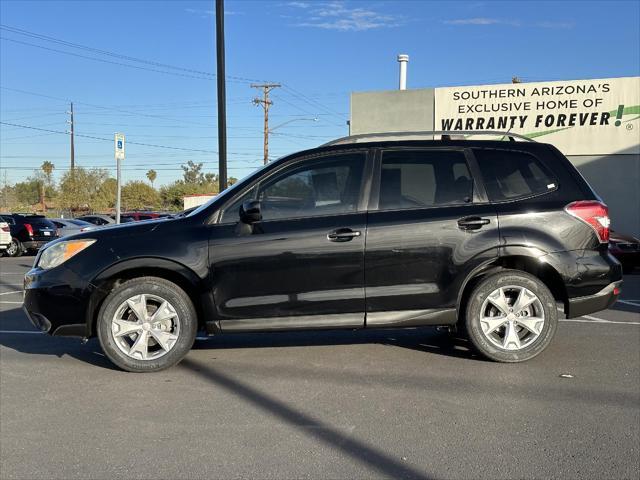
[0,213,59,257]
[609,230,640,274]
[122,211,172,221]
[50,218,95,237]
[0,221,11,254]
[76,214,116,226]
[24,132,622,372]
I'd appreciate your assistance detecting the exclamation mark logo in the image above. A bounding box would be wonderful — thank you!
[615,104,624,126]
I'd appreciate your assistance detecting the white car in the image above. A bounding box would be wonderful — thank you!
[0,221,11,253]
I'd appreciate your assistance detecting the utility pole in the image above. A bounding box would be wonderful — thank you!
[67,102,75,170]
[251,83,281,164]
[216,0,227,192]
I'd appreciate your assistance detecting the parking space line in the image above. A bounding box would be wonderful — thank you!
[0,301,23,305]
[560,318,640,325]
[0,291,22,296]
[0,272,26,275]
[618,300,640,307]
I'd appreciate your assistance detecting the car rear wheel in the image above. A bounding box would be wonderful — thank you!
[465,270,557,362]
[6,238,22,257]
[97,277,197,372]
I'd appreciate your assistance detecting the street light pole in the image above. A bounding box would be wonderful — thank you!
[216,0,227,192]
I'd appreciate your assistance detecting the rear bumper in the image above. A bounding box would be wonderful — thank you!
[23,239,55,250]
[566,281,622,319]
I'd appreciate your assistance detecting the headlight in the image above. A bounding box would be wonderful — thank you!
[38,239,96,270]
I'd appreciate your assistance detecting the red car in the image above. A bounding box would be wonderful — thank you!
[609,231,640,274]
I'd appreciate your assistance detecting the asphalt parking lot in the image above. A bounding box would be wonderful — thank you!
[1,255,639,480]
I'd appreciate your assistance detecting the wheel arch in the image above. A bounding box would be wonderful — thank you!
[457,253,568,323]
[86,257,211,337]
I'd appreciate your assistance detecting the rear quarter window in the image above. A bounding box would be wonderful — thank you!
[473,149,557,201]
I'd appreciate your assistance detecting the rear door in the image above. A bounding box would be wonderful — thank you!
[364,147,500,327]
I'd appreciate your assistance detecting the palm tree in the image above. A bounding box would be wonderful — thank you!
[146,169,157,189]
[40,161,55,210]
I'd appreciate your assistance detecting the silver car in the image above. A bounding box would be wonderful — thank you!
[50,218,95,237]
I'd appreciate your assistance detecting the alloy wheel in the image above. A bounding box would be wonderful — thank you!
[479,285,545,351]
[6,240,19,257]
[111,293,181,361]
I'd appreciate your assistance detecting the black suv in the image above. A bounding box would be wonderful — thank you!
[23,134,622,372]
[0,213,59,257]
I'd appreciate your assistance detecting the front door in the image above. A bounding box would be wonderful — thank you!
[209,151,370,332]
[365,148,499,327]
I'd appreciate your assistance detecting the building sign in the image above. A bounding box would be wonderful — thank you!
[435,77,640,155]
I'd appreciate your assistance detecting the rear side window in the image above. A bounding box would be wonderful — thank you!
[474,149,557,201]
[378,150,472,210]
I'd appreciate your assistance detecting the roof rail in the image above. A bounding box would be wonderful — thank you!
[322,130,534,147]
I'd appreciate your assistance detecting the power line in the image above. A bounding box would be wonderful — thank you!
[0,121,274,157]
[0,24,267,84]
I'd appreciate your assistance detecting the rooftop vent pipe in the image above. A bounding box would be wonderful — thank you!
[397,54,409,90]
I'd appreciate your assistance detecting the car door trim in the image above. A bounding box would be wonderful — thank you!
[366,308,457,327]
[219,313,364,332]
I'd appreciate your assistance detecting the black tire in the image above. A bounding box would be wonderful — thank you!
[6,238,23,257]
[97,277,197,373]
[465,270,558,362]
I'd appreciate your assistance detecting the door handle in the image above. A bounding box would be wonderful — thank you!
[327,228,361,242]
[457,217,490,230]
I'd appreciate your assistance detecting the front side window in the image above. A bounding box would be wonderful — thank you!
[378,150,473,210]
[473,149,556,201]
[256,153,365,221]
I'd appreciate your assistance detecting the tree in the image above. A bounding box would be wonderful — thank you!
[146,169,157,188]
[160,180,216,211]
[122,181,160,210]
[57,168,109,212]
[181,161,218,185]
[41,161,54,185]
[93,178,117,212]
[39,161,55,207]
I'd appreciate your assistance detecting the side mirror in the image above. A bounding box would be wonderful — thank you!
[239,200,262,224]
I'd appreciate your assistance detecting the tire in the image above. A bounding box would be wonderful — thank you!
[465,270,557,362]
[6,238,23,257]
[97,277,197,373]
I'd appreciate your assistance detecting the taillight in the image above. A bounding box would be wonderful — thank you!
[24,223,34,237]
[565,200,610,243]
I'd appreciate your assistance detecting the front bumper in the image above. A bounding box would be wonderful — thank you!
[566,281,622,318]
[23,265,93,337]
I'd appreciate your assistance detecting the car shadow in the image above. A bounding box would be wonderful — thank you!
[0,306,479,371]
[192,326,480,360]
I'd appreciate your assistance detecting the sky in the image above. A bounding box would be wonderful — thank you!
[1,0,639,187]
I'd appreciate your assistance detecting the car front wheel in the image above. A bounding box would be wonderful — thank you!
[465,270,558,362]
[97,277,197,372]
